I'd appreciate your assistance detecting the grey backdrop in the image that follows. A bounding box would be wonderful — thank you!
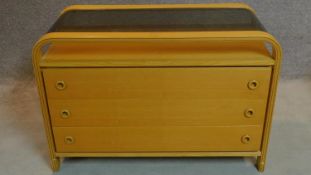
[1,0,310,80]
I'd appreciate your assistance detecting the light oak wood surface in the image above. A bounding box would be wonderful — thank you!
[53,125,262,152]
[41,41,274,67]
[49,98,267,127]
[43,67,271,99]
[55,151,261,157]
[44,67,271,127]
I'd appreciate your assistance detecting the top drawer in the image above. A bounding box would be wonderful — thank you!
[43,67,271,99]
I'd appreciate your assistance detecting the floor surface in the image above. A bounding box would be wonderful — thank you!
[0,77,310,175]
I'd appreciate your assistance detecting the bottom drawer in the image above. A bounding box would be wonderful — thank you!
[53,126,262,153]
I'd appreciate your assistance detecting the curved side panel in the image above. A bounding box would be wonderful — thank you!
[32,40,60,171]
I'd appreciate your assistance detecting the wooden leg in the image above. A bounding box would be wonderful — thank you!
[51,157,61,172]
[256,156,265,172]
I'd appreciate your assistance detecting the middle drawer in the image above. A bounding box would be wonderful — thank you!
[49,99,266,126]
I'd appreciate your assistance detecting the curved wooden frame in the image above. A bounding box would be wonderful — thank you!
[60,3,256,14]
[32,3,281,172]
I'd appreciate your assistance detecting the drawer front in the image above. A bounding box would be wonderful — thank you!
[43,67,271,99]
[53,126,262,152]
[43,67,271,126]
[49,99,267,126]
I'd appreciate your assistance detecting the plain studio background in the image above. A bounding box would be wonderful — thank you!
[0,1,311,175]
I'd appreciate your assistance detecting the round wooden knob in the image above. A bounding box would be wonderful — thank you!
[241,135,251,144]
[55,80,66,90]
[244,108,254,118]
[248,80,259,90]
[64,136,74,144]
[60,109,70,119]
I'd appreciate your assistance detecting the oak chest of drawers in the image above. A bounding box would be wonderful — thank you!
[33,3,282,172]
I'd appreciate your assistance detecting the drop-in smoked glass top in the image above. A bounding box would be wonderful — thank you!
[48,8,265,32]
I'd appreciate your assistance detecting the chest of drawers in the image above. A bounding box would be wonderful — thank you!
[33,3,282,172]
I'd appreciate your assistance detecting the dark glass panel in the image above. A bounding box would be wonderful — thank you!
[49,8,265,33]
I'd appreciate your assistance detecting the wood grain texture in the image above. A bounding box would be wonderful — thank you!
[43,67,271,99]
[49,98,267,127]
[53,125,263,152]
[55,151,261,158]
[41,41,274,67]
[44,67,271,127]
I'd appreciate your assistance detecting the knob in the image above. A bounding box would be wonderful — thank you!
[244,108,254,118]
[60,109,70,119]
[241,135,251,144]
[64,136,74,144]
[248,80,259,90]
[55,80,66,90]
